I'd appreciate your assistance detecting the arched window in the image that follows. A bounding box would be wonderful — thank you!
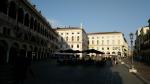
[30,17,34,29]
[17,8,24,23]
[34,20,37,31]
[24,13,29,27]
[0,0,8,14]
[8,1,17,19]
[37,23,40,32]
[112,52,115,54]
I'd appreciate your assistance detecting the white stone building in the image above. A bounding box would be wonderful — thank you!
[88,32,128,58]
[55,27,89,58]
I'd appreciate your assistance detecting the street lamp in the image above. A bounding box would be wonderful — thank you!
[129,33,137,73]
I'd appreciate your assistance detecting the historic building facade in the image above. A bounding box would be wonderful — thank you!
[135,24,150,63]
[0,0,59,64]
[55,27,89,58]
[88,32,128,58]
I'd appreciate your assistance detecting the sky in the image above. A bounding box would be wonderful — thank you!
[30,0,150,43]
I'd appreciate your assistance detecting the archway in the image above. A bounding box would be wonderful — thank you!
[9,43,19,64]
[20,44,27,58]
[0,40,8,64]
[32,47,38,61]
[112,52,115,54]
[27,45,33,60]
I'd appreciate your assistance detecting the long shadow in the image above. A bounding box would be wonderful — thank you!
[49,61,122,84]
[25,60,123,84]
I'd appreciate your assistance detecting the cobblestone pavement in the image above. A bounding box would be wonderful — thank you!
[23,59,146,84]
[123,57,150,83]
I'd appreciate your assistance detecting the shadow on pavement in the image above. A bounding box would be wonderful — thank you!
[23,60,123,84]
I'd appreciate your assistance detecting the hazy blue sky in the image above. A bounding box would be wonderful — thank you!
[31,0,150,43]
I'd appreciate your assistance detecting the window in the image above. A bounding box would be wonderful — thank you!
[97,40,99,45]
[112,40,115,45]
[72,36,74,41]
[92,40,94,44]
[66,33,68,35]
[66,36,68,41]
[102,47,104,50]
[30,17,34,29]
[77,44,79,48]
[107,40,109,45]
[77,32,80,34]
[107,47,109,50]
[71,45,73,48]
[77,36,79,41]
[24,13,29,27]
[92,37,94,39]
[72,32,74,34]
[61,33,63,35]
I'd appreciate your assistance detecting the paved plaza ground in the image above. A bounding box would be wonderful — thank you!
[24,59,148,84]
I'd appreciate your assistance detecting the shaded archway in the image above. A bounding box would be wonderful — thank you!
[32,47,38,61]
[9,42,19,64]
[34,19,37,31]
[27,45,33,60]
[0,40,8,64]
[20,44,27,58]
[112,52,115,54]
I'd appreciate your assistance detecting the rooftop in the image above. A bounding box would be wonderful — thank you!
[87,32,122,35]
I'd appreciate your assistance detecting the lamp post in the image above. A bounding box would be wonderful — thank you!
[129,33,137,73]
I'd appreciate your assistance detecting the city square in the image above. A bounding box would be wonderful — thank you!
[0,0,150,84]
